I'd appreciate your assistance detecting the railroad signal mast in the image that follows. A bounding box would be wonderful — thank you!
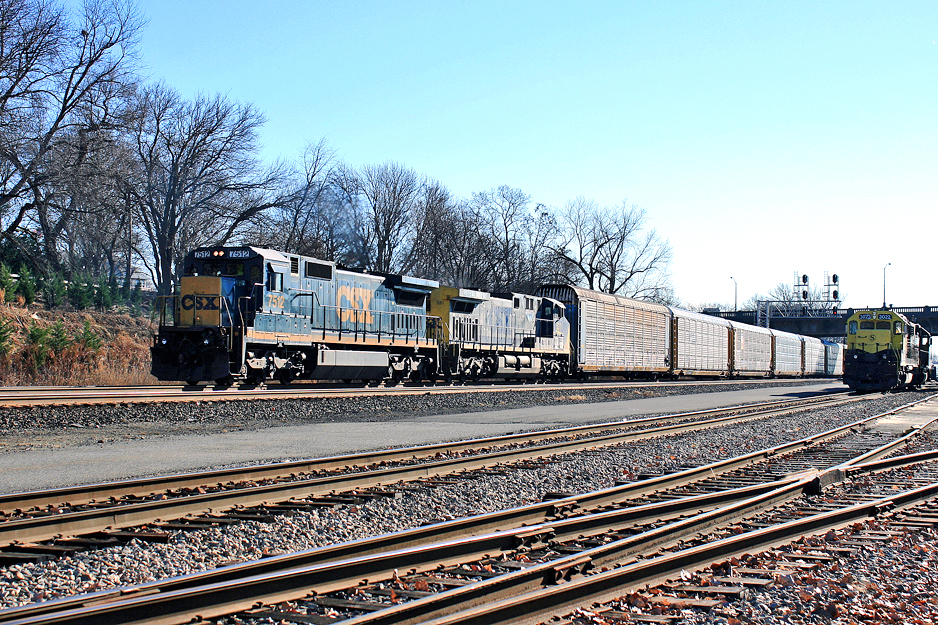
[756,271,842,327]
[823,271,840,308]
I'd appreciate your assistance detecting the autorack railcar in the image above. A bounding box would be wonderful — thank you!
[728,321,773,377]
[536,285,672,378]
[843,308,931,392]
[537,284,842,380]
[823,340,844,377]
[667,308,732,377]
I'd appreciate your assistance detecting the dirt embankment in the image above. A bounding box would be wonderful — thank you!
[0,305,156,386]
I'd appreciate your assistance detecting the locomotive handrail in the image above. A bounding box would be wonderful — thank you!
[286,289,440,347]
[451,317,537,351]
[152,293,236,331]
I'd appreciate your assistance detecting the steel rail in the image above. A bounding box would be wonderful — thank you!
[6,432,938,625]
[0,392,853,514]
[410,470,938,625]
[0,396,863,546]
[0,397,931,625]
[0,378,841,407]
[0,478,805,625]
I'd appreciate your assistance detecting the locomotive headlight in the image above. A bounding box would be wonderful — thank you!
[203,337,211,345]
[161,338,168,345]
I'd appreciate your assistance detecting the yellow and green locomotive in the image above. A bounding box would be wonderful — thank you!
[843,308,931,392]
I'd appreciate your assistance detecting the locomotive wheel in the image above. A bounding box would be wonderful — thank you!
[214,376,234,388]
[248,369,266,386]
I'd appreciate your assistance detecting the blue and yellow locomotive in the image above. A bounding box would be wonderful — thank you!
[152,247,440,385]
[151,246,570,385]
[843,308,931,392]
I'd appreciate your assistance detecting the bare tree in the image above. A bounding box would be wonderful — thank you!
[56,125,139,283]
[125,83,285,295]
[549,198,673,299]
[408,179,455,280]
[471,186,533,291]
[0,0,142,265]
[246,138,350,260]
[338,161,422,274]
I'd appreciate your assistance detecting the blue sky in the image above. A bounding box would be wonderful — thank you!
[135,1,936,309]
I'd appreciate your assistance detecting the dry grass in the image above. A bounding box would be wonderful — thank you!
[555,394,588,401]
[0,305,157,386]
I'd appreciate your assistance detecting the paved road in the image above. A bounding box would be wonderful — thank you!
[0,382,849,493]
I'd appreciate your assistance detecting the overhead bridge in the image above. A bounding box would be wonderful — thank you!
[710,306,938,338]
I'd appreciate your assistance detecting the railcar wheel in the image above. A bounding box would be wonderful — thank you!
[186,380,200,386]
[214,376,234,388]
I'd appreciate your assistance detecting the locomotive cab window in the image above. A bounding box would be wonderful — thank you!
[451,300,477,314]
[199,261,244,277]
[875,321,890,330]
[848,321,857,334]
[895,321,902,334]
[860,321,875,330]
[266,266,284,292]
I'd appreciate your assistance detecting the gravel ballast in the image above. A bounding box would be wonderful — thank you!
[0,390,928,611]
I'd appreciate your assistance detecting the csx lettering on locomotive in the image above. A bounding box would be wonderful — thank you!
[181,295,220,311]
[336,285,374,323]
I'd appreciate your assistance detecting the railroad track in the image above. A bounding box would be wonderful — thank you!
[0,393,860,557]
[0,394,933,625]
[0,378,839,407]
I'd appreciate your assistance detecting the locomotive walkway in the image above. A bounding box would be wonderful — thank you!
[0,382,847,493]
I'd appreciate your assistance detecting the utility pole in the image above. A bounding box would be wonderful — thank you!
[883,262,891,308]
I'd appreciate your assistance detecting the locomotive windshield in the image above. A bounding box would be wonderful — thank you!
[185,261,245,277]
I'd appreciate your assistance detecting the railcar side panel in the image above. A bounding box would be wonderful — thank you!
[772,329,804,376]
[669,308,731,375]
[536,285,670,374]
[802,336,826,376]
[823,340,844,377]
[729,321,772,376]
[579,294,670,372]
